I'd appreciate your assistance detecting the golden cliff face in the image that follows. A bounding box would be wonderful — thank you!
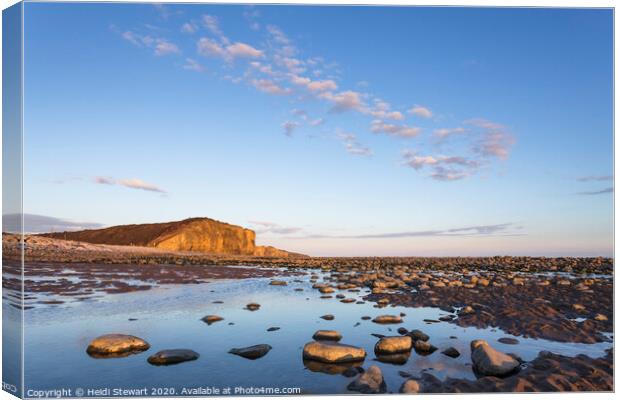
[42,217,298,257]
[150,219,256,255]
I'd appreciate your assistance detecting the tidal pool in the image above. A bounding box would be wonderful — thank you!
[6,267,613,396]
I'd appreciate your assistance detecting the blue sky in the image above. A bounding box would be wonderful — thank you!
[21,3,613,256]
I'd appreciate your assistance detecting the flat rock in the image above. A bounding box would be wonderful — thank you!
[347,365,387,394]
[441,347,461,358]
[245,303,261,311]
[498,337,519,345]
[320,314,335,320]
[313,330,342,341]
[86,334,150,357]
[201,315,224,325]
[269,280,287,286]
[470,340,520,377]
[229,344,272,360]
[374,336,412,355]
[267,327,280,332]
[372,315,402,324]
[303,341,366,363]
[147,349,199,365]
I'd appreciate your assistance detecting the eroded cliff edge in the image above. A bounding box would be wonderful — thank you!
[41,217,300,257]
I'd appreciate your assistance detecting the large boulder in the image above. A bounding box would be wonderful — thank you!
[147,349,199,365]
[86,334,150,357]
[347,365,387,394]
[470,340,520,377]
[374,336,412,354]
[229,344,272,360]
[303,341,366,363]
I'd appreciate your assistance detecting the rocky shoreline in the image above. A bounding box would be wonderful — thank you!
[3,234,614,393]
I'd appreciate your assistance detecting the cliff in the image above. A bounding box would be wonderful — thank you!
[41,217,299,257]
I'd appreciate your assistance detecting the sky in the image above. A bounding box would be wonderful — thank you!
[19,3,613,257]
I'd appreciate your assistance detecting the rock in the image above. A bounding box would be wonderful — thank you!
[245,303,260,311]
[361,316,371,320]
[229,344,272,360]
[594,313,608,321]
[340,298,356,303]
[201,315,224,325]
[408,329,429,342]
[572,303,586,312]
[347,365,386,394]
[399,379,421,393]
[269,280,287,286]
[319,287,335,294]
[498,337,519,345]
[320,314,335,320]
[460,306,475,315]
[374,336,412,354]
[439,315,455,321]
[147,349,199,365]
[372,315,402,324]
[313,330,343,341]
[267,327,280,332]
[86,334,150,357]
[397,327,409,335]
[441,347,460,358]
[413,340,437,354]
[303,341,366,363]
[470,340,520,377]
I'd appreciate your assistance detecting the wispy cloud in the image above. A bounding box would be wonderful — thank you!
[409,105,433,118]
[119,29,180,56]
[576,175,613,182]
[576,187,613,195]
[337,132,372,157]
[249,220,303,235]
[183,58,206,72]
[3,213,104,234]
[93,177,167,193]
[370,120,421,138]
[282,121,299,137]
[117,12,516,183]
[402,150,480,181]
[294,222,520,239]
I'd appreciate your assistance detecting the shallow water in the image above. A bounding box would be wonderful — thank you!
[5,267,613,396]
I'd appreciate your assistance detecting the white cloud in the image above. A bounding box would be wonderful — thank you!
[94,176,167,193]
[251,79,290,95]
[121,30,179,57]
[401,151,480,181]
[409,105,433,118]
[320,90,364,112]
[197,37,225,57]
[434,127,466,138]
[197,38,262,61]
[154,39,180,56]
[370,120,421,138]
[226,42,263,58]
